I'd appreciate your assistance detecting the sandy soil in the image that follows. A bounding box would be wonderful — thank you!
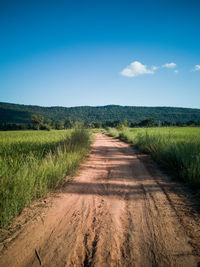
[0,133,200,267]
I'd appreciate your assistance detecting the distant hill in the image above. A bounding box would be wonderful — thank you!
[1,102,200,124]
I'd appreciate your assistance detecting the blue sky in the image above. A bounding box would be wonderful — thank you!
[0,0,200,108]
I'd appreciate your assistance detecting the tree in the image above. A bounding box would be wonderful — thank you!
[94,121,102,128]
[55,121,64,130]
[30,114,44,130]
[187,120,195,126]
[64,119,74,129]
[138,118,155,127]
[123,120,129,127]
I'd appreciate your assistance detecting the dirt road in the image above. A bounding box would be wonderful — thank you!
[0,133,200,267]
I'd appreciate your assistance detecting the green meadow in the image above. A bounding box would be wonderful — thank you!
[0,129,91,228]
[106,127,200,188]
[1,126,200,228]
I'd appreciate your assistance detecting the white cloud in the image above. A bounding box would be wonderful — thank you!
[151,65,158,71]
[192,65,200,71]
[174,70,179,73]
[162,62,177,68]
[120,61,154,77]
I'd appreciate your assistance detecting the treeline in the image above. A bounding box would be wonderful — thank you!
[1,115,200,131]
[1,102,200,125]
[92,118,200,128]
[0,115,75,131]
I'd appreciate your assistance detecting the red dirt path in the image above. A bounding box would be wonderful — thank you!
[0,133,200,266]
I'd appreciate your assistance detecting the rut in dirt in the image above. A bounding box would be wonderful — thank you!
[0,133,200,267]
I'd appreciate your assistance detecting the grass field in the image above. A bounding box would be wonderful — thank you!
[0,129,91,228]
[106,127,200,188]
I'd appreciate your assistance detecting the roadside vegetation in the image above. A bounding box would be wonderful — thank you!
[1,115,200,228]
[106,127,200,188]
[0,128,91,228]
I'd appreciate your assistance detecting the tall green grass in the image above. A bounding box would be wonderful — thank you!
[0,128,91,228]
[106,127,200,187]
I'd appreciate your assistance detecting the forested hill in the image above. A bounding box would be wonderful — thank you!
[1,102,200,124]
